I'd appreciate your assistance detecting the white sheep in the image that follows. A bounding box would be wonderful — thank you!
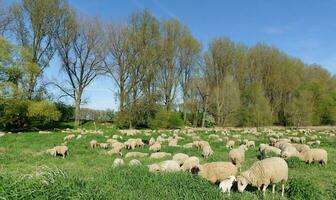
[228,145,247,171]
[181,156,200,172]
[148,160,180,172]
[113,158,124,167]
[202,145,214,159]
[150,152,172,159]
[299,148,328,165]
[149,141,161,152]
[219,176,236,196]
[125,152,148,158]
[172,153,189,166]
[54,145,68,158]
[191,162,237,184]
[226,140,235,149]
[237,157,288,197]
[129,159,142,166]
[90,140,98,149]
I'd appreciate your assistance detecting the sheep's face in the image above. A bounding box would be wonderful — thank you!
[148,164,160,172]
[237,176,248,192]
[281,151,289,159]
[229,176,236,182]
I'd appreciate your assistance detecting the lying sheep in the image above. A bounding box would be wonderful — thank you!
[149,141,161,152]
[150,152,172,159]
[125,152,148,158]
[202,145,214,159]
[148,160,180,172]
[113,158,124,167]
[129,159,141,166]
[226,140,235,149]
[182,143,194,149]
[181,156,200,172]
[54,145,68,158]
[191,162,237,184]
[90,140,98,149]
[229,145,247,171]
[219,176,236,196]
[300,148,328,165]
[64,134,76,141]
[173,153,189,166]
[237,157,288,197]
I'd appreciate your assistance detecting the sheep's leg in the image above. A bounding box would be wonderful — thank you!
[281,184,285,197]
[262,184,268,196]
[272,184,275,194]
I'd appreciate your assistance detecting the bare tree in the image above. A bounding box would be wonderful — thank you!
[104,23,130,112]
[54,10,105,127]
[0,0,12,35]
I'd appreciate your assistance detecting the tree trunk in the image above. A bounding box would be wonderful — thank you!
[183,96,187,124]
[74,97,81,128]
[202,97,207,127]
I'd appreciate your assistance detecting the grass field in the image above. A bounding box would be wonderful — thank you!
[0,124,335,200]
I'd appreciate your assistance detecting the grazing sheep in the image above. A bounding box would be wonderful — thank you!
[99,143,109,149]
[90,140,98,149]
[168,138,178,147]
[228,145,247,171]
[113,158,124,167]
[300,148,328,165]
[261,145,281,157]
[274,141,292,151]
[191,162,237,184]
[46,148,56,156]
[172,153,189,166]
[219,176,236,195]
[237,157,288,197]
[129,159,142,166]
[64,134,76,141]
[202,145,214,159]
[148,160,180,172]
[125,152,148,158]
[149,141,161,152]
[281,146,300,159]
[226,140,235,149]
[150,152,172,159]
[149,137,156,146]
[292,144,310,152]
[269,137,277,145]
[54,145,68,158]
[246,141,255,148]
[124,139,137,150]
[181,156,200,172]
[76,135,82,140]
[106,139,117,146]
[107,146,123,156]
[183,143,194,149]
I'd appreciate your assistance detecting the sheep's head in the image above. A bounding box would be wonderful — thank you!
[237,176,248,192]
[229,175,236,182]
[281,151,289,159]
[148,164,160,172]
[190,165,201,174]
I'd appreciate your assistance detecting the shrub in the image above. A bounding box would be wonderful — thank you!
[149,110,184,129]
[27,100,61,123]
[287,176,322,200]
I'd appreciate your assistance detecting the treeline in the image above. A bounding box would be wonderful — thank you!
[1,0,336,130]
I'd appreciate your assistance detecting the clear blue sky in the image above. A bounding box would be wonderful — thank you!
[4,0,336,110]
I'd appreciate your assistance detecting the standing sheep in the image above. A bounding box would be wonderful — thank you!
[54,145,68,158]
[173,153,189,166]
[202,145,214,159]
[191,162,237,184]
[181,156,200,172]
[90,140,99,149]
[300,148,328,165]
[228,145,247,171]
[149,141,161,152]
[237,157,288,197]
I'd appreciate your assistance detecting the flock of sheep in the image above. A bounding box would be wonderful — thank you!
[44,127,332,197]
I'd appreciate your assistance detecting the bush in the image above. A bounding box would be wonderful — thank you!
[27,100,61,123]
[149,110,184,129]
[287,176,322,200]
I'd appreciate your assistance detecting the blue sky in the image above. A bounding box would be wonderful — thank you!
[4,0,336,110]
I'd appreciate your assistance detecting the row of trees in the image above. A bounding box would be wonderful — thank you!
[1,0,336,130]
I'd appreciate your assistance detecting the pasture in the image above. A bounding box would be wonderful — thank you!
[0,125,335,200]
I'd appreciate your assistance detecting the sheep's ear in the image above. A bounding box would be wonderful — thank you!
[191,166,200,174]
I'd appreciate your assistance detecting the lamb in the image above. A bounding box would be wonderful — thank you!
[125,152,148,158]
[90,140,99,149]
[129,159,142,166]
[148,160,180,172]
[219,176,236,196]
[299,148,328,165]
[226,140,235,149]
[237,157,288,197]
[172,153,189,166]
[228,145,247,171]
[150,152,172,159]
[149,141,161,152]
[113,158,124,167]
[192,162,237,184]
[181,156,200,172]
[64,134,76,141]
[54,145,68,158]
[202,145,214,159]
